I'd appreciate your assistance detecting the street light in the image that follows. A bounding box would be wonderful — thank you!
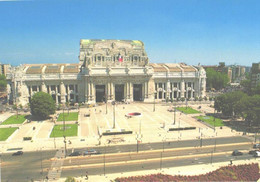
[153,92,156,112]
[63,107,67,157]
[112,101,115,129]
[173,103,176,125]
[103,145,106,176]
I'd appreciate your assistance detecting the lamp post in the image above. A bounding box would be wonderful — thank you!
[103,145,106,176]
[173,103,176,125]
[106,93,108,115]
[112,101,115,129]
[52,117,56,149]
[63,107,67,157]
[153,92,156,112]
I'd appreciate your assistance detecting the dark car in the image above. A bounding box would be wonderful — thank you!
[232,150,243,156]
[12,151,23,156]
[83,149,100,156]
[253,144,260,149]
[69,151,81,156]
[249,150,258,155]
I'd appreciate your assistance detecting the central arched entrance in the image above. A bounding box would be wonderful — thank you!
[115,84,124,101]
[133,84,143,101]
[95,85,105,102]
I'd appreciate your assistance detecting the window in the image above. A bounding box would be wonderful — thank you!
[159,83,162,88]
[69,85,74,90]
[51,85,55,91]
[174,83,177,87]
[188,82,191,87]
[32,86,37,92]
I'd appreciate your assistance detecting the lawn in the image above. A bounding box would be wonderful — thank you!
[50,124,78,137]
[1,115,27,125]
[57,112,78,122]
[176,107,201,114]
[0,127,18,141]
[196,115,224,127]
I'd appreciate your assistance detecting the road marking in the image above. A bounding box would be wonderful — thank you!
[61,151,229,170]
[55,142,252,161]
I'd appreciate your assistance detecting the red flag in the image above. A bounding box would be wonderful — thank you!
[118,54,123,62]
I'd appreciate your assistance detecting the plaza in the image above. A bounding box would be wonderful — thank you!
[0,101,241,153]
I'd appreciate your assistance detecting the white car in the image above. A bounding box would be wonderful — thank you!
[253,151,260,157]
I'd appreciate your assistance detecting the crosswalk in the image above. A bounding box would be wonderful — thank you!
[47,148,65,180]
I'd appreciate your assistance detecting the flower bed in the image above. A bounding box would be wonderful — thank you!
[115,163,260,181]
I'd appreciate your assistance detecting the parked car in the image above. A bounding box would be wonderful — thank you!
[69,151,81,156]
[253,151,260,157]
[12,151,23,156]
[232,150,243,156]
[83,149,100,156]
[253,144,260,149]
[249,150,258,155]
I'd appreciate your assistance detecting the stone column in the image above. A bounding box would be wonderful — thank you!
[162,83,165,99]
[91,82,95,101]
[60,82,66,104]
[88,82,91,101]
[130,82,133,101]
[181,79,185,98]
[167,80,170,99]
[111,82,114,100]
[84,79,88,103]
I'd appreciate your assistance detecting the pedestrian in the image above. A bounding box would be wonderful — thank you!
[230,160,233,165]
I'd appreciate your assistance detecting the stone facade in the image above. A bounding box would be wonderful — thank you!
[6,39,206,106]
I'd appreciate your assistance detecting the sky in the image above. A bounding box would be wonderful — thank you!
[0,0,260,66]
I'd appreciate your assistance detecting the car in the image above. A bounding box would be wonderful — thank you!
[232,150,243,156]
[12,151,23,156]
[249,150,258,155]
[253,144,260,149]
[83,149,100,156]
[253,151,260,157]
[69,151,81,156]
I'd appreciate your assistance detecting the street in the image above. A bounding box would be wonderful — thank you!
[0,136,254,181]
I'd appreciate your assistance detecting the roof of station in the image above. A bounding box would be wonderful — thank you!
[24,64,80,74]
[149,63,197,72]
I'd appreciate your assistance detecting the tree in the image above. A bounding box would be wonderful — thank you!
[206,68,229,90]
[30,92,56,119]
[0,74,7,92]
[214,91,246,117]
[65,177,76,182]
[240,79,252,94]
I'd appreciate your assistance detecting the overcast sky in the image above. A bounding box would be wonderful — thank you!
[0,0,260,66]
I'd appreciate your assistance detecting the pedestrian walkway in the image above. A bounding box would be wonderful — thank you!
[47,148,65,181]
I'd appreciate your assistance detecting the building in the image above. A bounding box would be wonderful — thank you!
[251,62,260,87]
[0,63,10,76]
[6,39,206,106]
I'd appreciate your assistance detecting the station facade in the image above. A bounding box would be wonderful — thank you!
[6,39,206,106]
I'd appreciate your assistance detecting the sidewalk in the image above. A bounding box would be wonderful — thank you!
[57,158,260,182]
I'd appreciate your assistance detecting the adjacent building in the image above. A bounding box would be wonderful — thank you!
[6,39,206,106]
[251,62,260,87]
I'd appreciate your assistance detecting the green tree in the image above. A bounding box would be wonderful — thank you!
[206,68,229,90]
[65,176,76,182]
[214,91,246,117]
[240,95,260,127]
[240,79,252,95]
[0,74,7,92]
[30,92,56,119]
